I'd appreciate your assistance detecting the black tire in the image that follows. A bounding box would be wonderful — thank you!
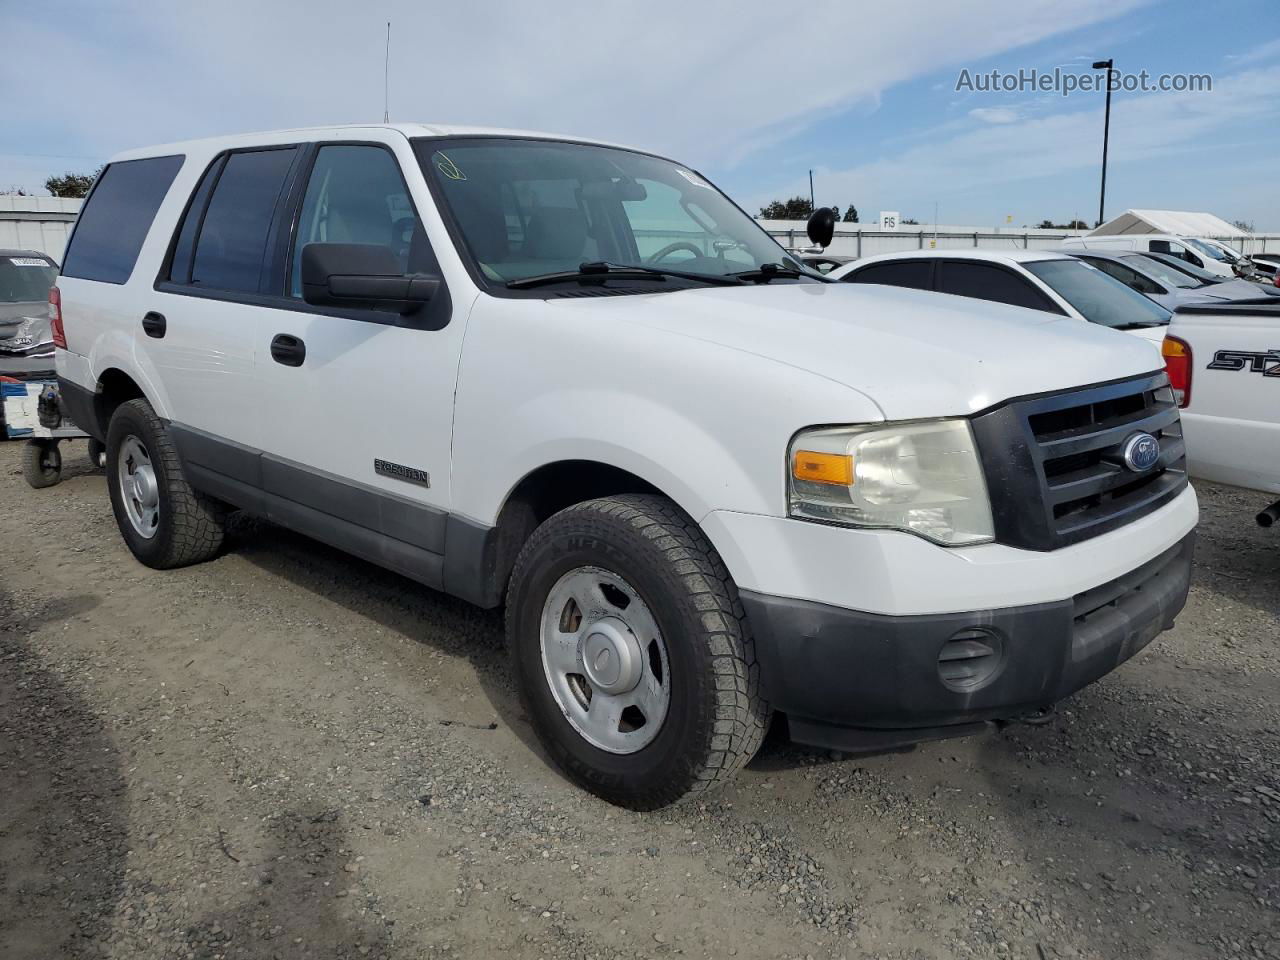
[87,437,106,469]
[506,494,769,809]
[22,440,62,488]
[106,398,226,569]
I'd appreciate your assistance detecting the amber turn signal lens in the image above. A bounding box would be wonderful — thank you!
[792,450,853,486]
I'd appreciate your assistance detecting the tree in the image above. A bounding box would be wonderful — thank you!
[45,168,101,198]
[758,196,813,220]
[1037,218,1089,230]
[901,218,919,225]
[1231,219,1255,233]
[842,205,859,223]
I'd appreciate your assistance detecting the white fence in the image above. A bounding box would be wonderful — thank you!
[0,196,80,262]
[758,219,1280,259]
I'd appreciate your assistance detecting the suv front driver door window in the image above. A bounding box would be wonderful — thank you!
[256,140,460,528]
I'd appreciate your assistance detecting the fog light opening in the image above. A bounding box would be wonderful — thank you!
[937,627,1005,692]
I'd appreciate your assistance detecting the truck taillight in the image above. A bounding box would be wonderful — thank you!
[1274,271,1280,288]
[49,285,66,349]
[1162,335,1192,408]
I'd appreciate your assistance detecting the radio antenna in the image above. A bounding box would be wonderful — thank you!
[383,21,391,123]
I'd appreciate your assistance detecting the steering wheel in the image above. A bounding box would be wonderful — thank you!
[646,242,704,264]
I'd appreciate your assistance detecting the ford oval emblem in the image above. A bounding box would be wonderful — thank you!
[1122,432,1161,472]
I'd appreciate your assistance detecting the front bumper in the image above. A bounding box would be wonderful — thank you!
[742,531,1194,752]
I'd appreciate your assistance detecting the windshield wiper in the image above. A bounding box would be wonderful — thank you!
[1113,321,1168,329]
[728,262,814,284]
[507,261,745,290]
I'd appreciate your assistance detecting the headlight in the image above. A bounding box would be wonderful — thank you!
[788,420,994,546]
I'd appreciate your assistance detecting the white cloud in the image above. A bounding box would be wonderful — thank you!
[1226,37,1280,66]
[969,107,1021,124]
[750,63,1280,223]
[0,0,1151,191]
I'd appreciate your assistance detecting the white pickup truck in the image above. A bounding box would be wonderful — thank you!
[1164,298,1280,526]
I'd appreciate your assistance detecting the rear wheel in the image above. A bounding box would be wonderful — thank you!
[506,494,769,809]
[106,398,226,568]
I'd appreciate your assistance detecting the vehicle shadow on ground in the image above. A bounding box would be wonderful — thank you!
[223,514,850,779]
[181,809,392,960]
[222,515,559,761]
[0,588,127,960]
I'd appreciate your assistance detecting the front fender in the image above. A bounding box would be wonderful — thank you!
[450,299,883,529]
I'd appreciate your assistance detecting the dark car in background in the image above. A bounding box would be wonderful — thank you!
[0,249,58,380]
[0,249,59,439]
[1142,250,1280,298]
[1062,248,1280,308]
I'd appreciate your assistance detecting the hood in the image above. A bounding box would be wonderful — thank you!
[1188,279,1280,302]
[551,283,1164,420]
[1118,323,1168,346]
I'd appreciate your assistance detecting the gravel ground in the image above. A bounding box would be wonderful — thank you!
[1,438,1277,960]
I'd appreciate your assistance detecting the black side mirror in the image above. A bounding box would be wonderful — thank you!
[806,207,836,249]
[301,243,439,315]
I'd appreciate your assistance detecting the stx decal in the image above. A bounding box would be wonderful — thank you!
[1206,349,1280,377]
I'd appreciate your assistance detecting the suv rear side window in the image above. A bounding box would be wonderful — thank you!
[188,148,297,293]
[61,155,184,284]
[935,261,1059,312]
[845,260,932,290]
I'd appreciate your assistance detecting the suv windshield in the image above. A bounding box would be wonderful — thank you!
[0,255,57,303]
[1026,259,1171,328]
[416,138,812,287]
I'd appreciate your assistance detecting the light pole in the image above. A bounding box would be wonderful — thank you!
[1092,59,1114,227]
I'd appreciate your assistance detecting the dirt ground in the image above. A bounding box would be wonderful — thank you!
[1,438,1277,960]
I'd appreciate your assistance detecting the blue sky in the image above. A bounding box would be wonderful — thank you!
[3,0,1278,228]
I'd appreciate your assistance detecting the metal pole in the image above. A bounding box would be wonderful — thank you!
[383,22,391,123]
[808,170,814,213]
[1093,59,1114,227]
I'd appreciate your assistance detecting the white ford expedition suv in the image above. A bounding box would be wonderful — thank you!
[54,125,1198,809]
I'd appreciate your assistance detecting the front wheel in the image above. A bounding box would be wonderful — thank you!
[506,494,769,809]
[106,398,226,569]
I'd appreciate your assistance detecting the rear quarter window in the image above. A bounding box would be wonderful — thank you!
[846,260,933,290]
[60,155,184,284]
[935,260,1060,313]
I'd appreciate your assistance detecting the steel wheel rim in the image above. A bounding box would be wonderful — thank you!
[118,435,160,539]
[539,565,671,754]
